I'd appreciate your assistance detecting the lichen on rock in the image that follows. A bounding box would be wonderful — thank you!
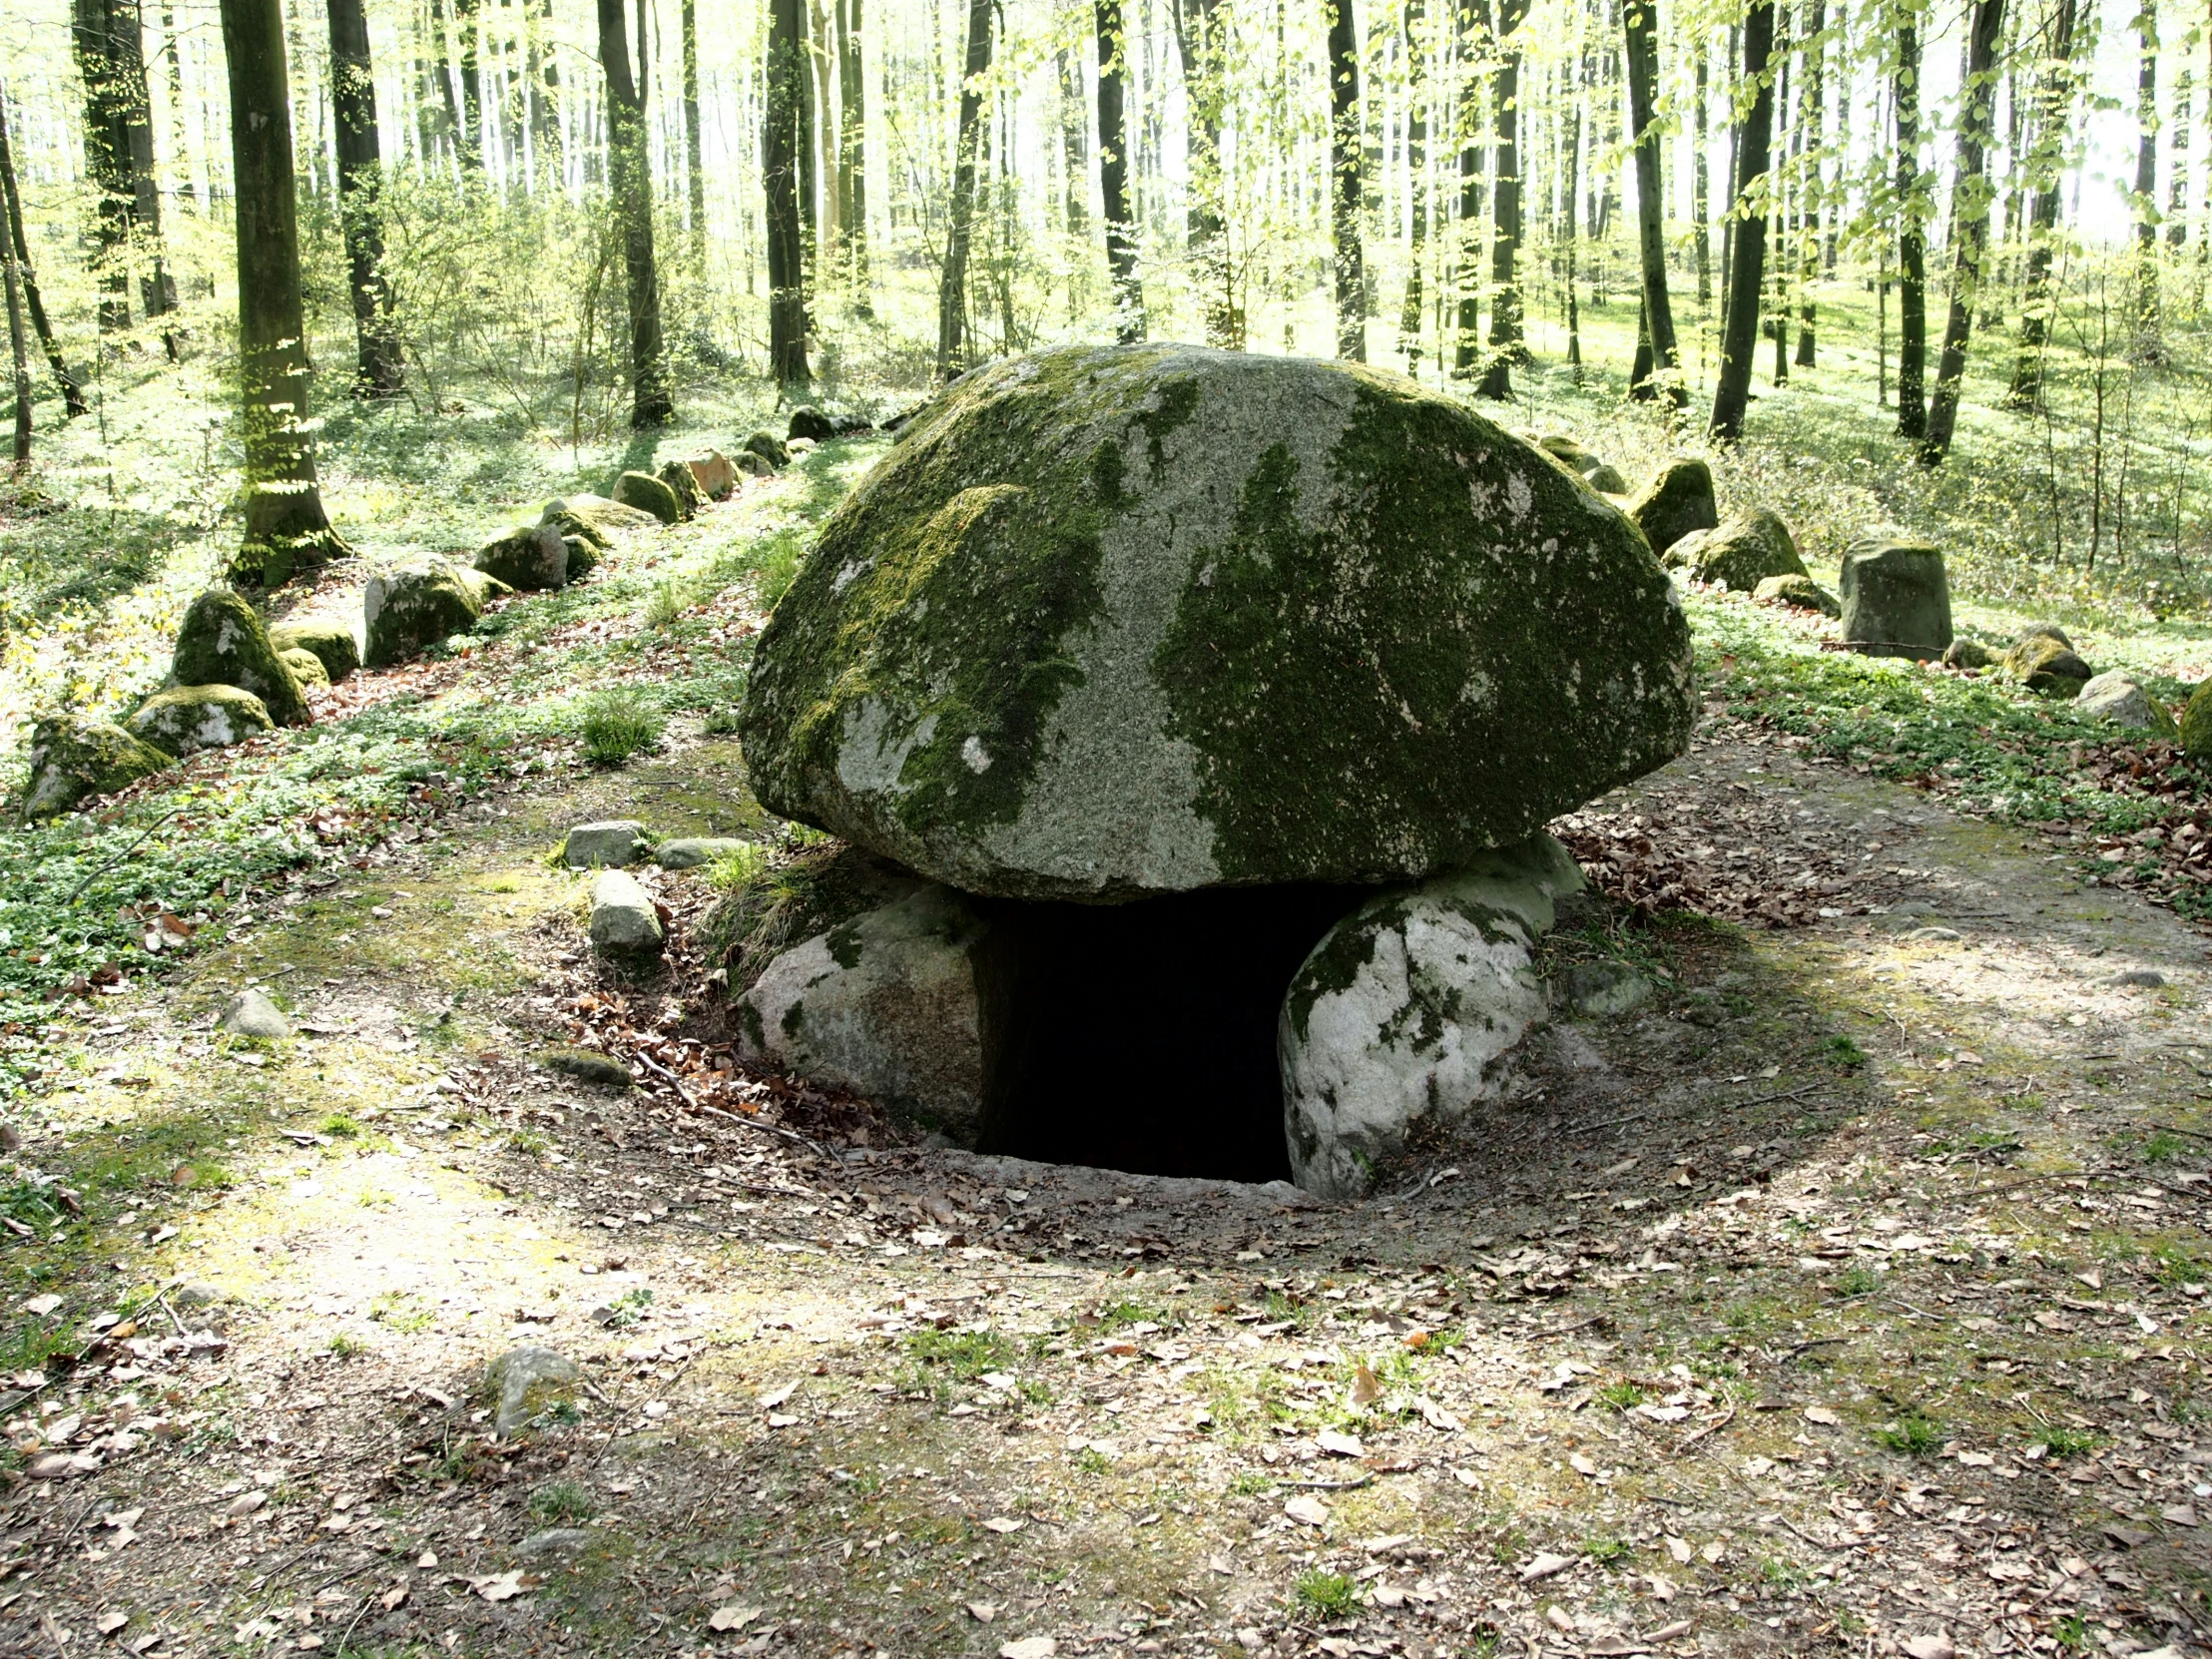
[171,589,310,727]
[364,558,508,668]
[21,713,173,821]
[269,617,360,681]
[474,523,569,590]
[128,684,276,757]
[741,344,1695,901]
[1666,508,1807,592]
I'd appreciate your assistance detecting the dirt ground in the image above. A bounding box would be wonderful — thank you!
[3,709,2209,1659]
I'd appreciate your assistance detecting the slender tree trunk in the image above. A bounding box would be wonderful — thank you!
[2133,0,2161,344]
[809,0,835,282]
[454,0,485,165]
[1770,7,1790,386]
[1327,0,1366,359]
[1895,9,1926,439]
[1452,0,1485,376]
[219,0,348,583]
[1919,0,2004,464]
[599,0,671,422]
[1176,0,1232,345]
[840,0,868,308]
[1397,0,1427,372]
[936,0,991,378]
[1476,0,1531,396]
[0,96,86,417]
[1096,0,1144,340]
[1709,0,1774,440]
[2007,0,2076,409]
[1624,0,1682,405]
[1564,85,1582,373]
[680,0,703,251]
[4,206,29,466]
[73,0,151,331]
[765,0,810,385]
[161,5,197,209]
[1058,46,1088,240]
[2170,66,2191,249]
[430,0,462,164]
[1694,38,1710,305]
[1794,0,1822,364]
[1719,20,1737,315]
[327,0,403,395]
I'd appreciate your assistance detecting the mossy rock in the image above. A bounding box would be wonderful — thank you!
[698,838,924,995]
[1624,457,1719,555]
[2076,671,2177,737]
[560,536,600,580]
[21,714,173,822]
[611,470,683,525]
[364,558,507,669]
[789,406,838,442]
[2018,622,2073,650]
[278,647,329,690]
[1838,540,1951,658]
[473,523,569,590]
[1667,508,1807,591]
[656,460,705,521]
[2179,682,2212,758]
[127,684,276,757]
[740,343,1697,901]
[269,617,360,681]
[1753,572,1840,617]
[1942,638,1996,671]
[171,589,310,727]
[1584,462,1629,494]
[743,430,792,469]
[2004,634,2093,695]
[540,494,657,550]
[734,450,776,479]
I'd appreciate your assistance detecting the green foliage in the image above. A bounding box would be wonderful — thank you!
[1583,1535,1631,1566]
[2040,1425,2103,1458]
[1819,1035,1869,1069]
[318,1113,362,1140]
[597,1287,654,1330]
[1875,1414,1943,1457]
[706,842,771,893]
[1596,1380,1646,1412]
[529,1480,599,1523]
[1836,1266,1884,1299]
[578,689,666,766]
[903,1329,1013,1381]
[1293,1569,1360,1617]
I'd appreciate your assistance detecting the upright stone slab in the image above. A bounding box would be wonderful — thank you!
[474,523,569,590]
[612,470,682,525]
[1279,835,1582,1200]
[1839,540,1952,659]
[1624,457,1719,556]
[172,590,311,727]
[364,559,504,668]
[741,344,1696,902]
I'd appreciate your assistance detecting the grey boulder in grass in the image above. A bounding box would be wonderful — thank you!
[171,589,310,727]
[1839,540,1952,660]
[1666,508,1806,592]
[611,469,683,525]
[473,522,570,590]
[363,558,509,668]
[129,685,275,757]
[269,617,360,681]
[2075,671,2176,736]
[21,714,173,822]
[740,344,1695,902]
[1624,457,1719,556]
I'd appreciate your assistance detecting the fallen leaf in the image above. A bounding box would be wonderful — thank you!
[966,1602,997,1623]
[1903,1637,1954,1659]
[1700,1540,1725,1564]
[1285,1494,1330,1527]
[998,1639,1057,1659]
[2160,1503,2199,1527]
[1318,1429,1365,1458]
[22,1295,62,1318]
[1568,1452,1599,1477]
[1649,1621,1694,1642]
[1665,1535,1692,1564]
[1349,1361,1382,1408]
[1804,1406,1841,1426]
[1415,1396,1462,1431]
[468,1571,528,1603]
[757,1381,798,1409]
[379,1584,409,1612]
[981,1516,1026,1534]
[226,1491,267,1517]
[96,1611,129,1636]
[706,1604,760,1632]
[1519,1552,1575,1582]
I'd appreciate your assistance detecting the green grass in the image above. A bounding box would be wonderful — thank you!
[1836,1266,1884,1299]
[2041,1425,2104,1458]
[1294,1568,1361,1618]
[903,1329,1013,1382]
[1596,1380,1647,1412]
[529,1480,598,1523]
[578,689,666,766]
[706,842,771,892]
[318,1113,362,1139]
[1875,1414,1944,1458]
[1583,1535,1631,1566]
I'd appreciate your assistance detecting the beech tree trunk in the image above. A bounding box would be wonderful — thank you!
[327,0,403,395]
[1476,0,1531,397]
[1395,0,1427,372]
[682,0,704,249]
[1327,0,1365,359]
[839,0,869,307]
[1919,0,2004,464]
[1096,0,1144,340]
[1694,39,1710,305]
[2007,0,2076,410]
[1624,0,1682,405]
[936,0,991,378]
[764,0,811,385]
[1794,0,1823,364]
[1709,0,1774,440]
[599,0,671,422]
[2133,0,2161,343]
[4,215,28,465]
[74,0,175,333]
[219,0,349,583]
[1058,47,1088,240]
[0,95,86,416]
[1451,0,1485,376]
[454,0,484,165]
[1894,10,1926,439]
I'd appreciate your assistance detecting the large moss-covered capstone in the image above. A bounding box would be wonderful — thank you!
[540,494,656,550]
[611,470,682,525]
[128,684,276,756]
[740,344,1695,901]
[269,617,360,681]
[364,558,508,668]
[21,714,173,821]
[473,523,569,590]
[172,589,310,727]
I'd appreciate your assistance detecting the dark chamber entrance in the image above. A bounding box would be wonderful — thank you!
[971,884,1365,1183]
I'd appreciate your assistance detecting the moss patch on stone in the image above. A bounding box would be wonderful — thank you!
[172,589,310,727]
[269,617,360,681]
[21,714,174,821]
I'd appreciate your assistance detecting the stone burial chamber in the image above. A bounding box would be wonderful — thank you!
[728,343,1697,1200]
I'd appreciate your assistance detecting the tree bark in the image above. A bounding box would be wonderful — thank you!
[1624,0,1683,404]
[1396,0,1427,372]
[2133,0,2161,343]
[2007,0,2076,409]
[453,0,484,165]
[1096,0,1144,340]
[1894,8,1926,439]
[2169,65,2190,249]
[1058,46,1088,240]
[936,0,991,378]
[4,209,29,466]
[1708,0,1774,441]
[1175,0,1233,345]
[74,0,175,331]
[764,0,811,386]
[429,0,462,164]
[681,0,704,249]
[327,0,403,395]
[1918,0,2004,464]
[1564,79,1582,373]
[0,95,86,417]
[219,0,349,583]
[1476,0,1531,397]
[1794,0,1823,364]
[1694,37,1710,305]
[1451,0,1486,377]
[599,0,671,422]
[839,0,869,306]
[1326,0,1365,360]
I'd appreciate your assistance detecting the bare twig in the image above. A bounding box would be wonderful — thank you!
[1780,1337,1848,1364]
[2150,1122,2212,1143]
[64,808,180,904]
[1279,1474,1376,1491]
[1672,1405,1736,1456]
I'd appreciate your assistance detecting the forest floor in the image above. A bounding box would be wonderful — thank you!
[0,417,2209,1659]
